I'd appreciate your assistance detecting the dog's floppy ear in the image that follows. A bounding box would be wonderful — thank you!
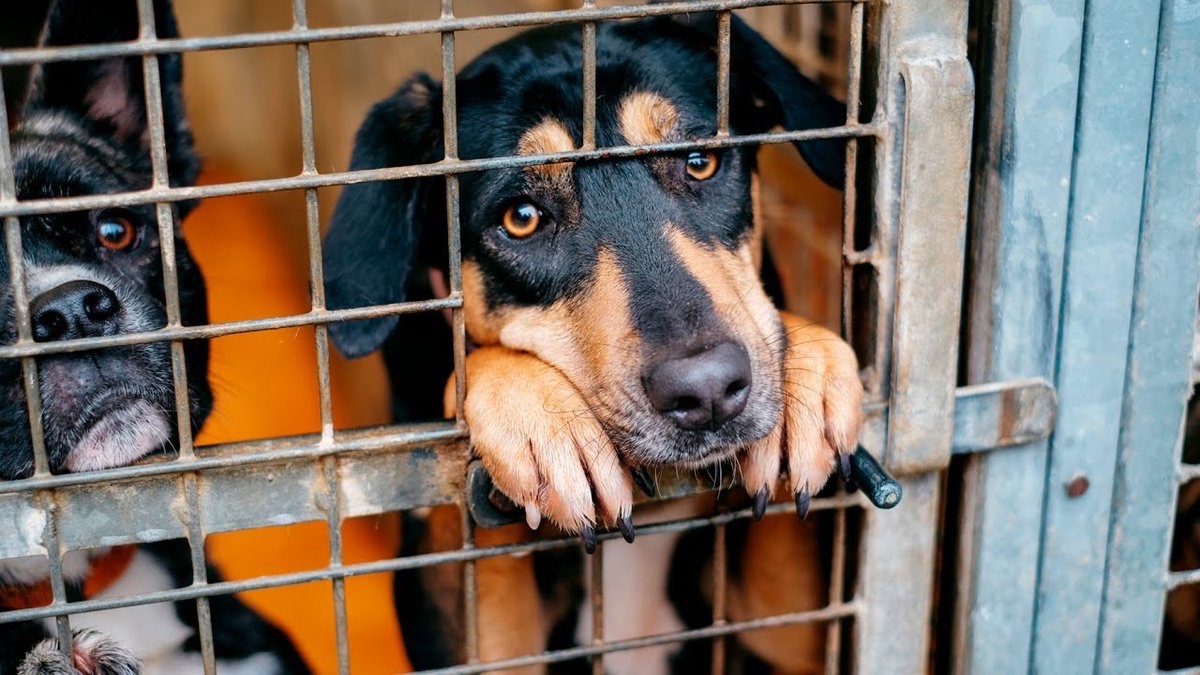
[22,0,200,198]
[665,9,847,189]
[322,74,445,359]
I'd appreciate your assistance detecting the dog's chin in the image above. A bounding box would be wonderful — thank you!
[63,399,170,473]
[609,407,778,469]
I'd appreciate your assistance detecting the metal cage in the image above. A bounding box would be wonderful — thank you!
[0,0,1060,673]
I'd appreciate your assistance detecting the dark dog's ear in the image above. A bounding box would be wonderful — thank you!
[666,10,847,189]
[322,74,445,359]
[22,0,200,197]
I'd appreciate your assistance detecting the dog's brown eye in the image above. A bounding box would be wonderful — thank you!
[96,216,137,252]
[685,151,719,181]
[502,203,542,239]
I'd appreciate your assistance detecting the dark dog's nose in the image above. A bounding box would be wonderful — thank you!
[30,280,121,342]
[643,342,752,431]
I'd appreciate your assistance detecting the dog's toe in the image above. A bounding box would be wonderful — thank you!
[741,312,863,516]
[459,346,634,540]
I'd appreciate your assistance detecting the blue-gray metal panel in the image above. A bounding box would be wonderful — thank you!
[1031,0,1162,670]
[955,0,1083,671]
[1097,0,1200,670]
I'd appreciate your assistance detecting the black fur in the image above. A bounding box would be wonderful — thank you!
[0,0,208,481]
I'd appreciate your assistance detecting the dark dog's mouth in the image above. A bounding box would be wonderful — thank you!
[61,393,171,472]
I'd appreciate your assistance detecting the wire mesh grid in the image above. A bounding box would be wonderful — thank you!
[0,1,884,673]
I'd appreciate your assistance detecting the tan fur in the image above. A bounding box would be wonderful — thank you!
[517,118,576,184]
[728,514,826,675]
[455,345,634,532]
[618,92,680,146]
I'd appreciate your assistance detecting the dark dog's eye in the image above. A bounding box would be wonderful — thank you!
[502,202,542,239]
[95,215,137,252]
[685,151,720,181]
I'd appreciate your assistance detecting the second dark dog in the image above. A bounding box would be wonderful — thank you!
[0,2,309,673]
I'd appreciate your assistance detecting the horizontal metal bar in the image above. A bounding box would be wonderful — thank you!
[415,602,861,675]
[0,494,860,622]
[0,296,459,359]
[1168,567,1200,591]
[0,126,879,218]
[1180,464,1200,484]
[951,378,1058,455]
[0,0,853,68]
[0,422,463,497]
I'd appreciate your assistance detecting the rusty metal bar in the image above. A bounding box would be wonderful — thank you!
[416,603,862,675]
[0,124,879,219]
[710,522,728,675]
[824,506,849,673]
[0,297,461,359]
[590,545,605,675]
[715,11,732,135]
[0,494,860,624]
[0,0,849,68]
[321,457,352,675]
[41,493,73,656]
[137,0,196,462]
[581,0,598,150]
[182,475,217,674]
[839,0,864,339]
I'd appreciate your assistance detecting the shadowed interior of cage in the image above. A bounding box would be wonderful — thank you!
[1162,381,1200,672]
[0,1,883,674]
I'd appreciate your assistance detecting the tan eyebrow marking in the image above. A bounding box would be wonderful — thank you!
[517,118,576,183]
[619,92,680,146]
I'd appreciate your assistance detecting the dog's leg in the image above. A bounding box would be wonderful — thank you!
[727,515,826,675]
[741,311,862,516]
[447,347,635,543]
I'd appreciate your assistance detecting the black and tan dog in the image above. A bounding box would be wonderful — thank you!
[324,9,861,674]
[0,2,308,673]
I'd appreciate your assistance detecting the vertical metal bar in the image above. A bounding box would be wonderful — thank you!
[589,547,605,675]
[41,493,73,655]
[856,1,971,673]
[952,0,1083,670]
[839,1,863,339]
[443,10,477,664]
[0,65,51,480]
[581,0,598,150]
[183,475,217,674]
[710,523,727,675]
[1027,1,1161,670]
[0,53,70,661]
[135,0,194,460]
[715,11,732,136]
[1097,2,1200,670]
[824,508,848,674]
[293,0,334,441]
[322,457,351,674]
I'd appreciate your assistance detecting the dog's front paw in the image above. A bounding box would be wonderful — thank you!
[451,346,635,549]
[741,311,863,519]
[18,628,141,675]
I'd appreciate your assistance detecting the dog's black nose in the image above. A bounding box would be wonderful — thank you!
[30,280,121,342]
[643,342,752,431]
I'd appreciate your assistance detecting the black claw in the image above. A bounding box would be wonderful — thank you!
[795,488,811,520]
[581,526,598,554]
[617,515,635,543]
[752,487,769,521]
[838,452,853,484]
[632,468,656,498]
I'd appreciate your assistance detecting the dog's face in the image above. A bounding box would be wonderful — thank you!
[324,15,845,468]
[0,0,210,480]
